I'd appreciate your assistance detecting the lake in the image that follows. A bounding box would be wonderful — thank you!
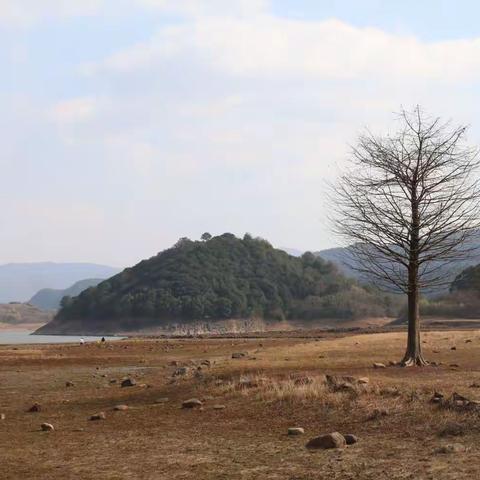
[0,331,124,345]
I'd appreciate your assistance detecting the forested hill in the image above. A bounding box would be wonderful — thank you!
[450,265,480,292]
[37,233,396,334]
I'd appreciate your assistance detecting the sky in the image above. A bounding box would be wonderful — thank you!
[2,0,480,267]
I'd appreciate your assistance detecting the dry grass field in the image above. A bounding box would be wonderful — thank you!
[2,330,480,479]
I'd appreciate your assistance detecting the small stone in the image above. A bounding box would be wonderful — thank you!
[358,377,369,384]
[469,383,480,388]
[343,434,358,445]
[213,404,226,410]
[65,381,75,387]
[288,427,305,435]
[182,398,203,409]
[0,413,5,420]
[465,339,472,343]
[109,379,117,384]
[121,378,136,388]
[451,346,457,350]
[172,367,189,377]
[306,432,346,449]
[113,404,129,411]
[28,403,41,412]
[90,412,106,421]
[41,423,54,431]
[431,391,445,403]
[435,443,466,454]
[232,352,247,359]
[373,362,386,369]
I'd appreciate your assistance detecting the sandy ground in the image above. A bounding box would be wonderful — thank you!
[2,330,480,479]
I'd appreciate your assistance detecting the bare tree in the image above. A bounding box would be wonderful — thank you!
[333,107,480,366]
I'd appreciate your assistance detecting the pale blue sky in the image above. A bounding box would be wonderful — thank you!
[2,0,480,266]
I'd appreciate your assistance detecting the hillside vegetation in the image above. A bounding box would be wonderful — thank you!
[41,234,397,333]
[29,278,105,311]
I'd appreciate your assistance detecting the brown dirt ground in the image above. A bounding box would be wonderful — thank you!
[2,330,480,479]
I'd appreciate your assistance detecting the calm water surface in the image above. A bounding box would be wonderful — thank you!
[0,331,123,345]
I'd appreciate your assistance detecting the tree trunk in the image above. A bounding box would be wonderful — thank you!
[401,185,428,367]
[401,283,428,366]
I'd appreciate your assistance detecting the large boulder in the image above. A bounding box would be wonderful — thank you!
[343,434,358,445]
[182,398,203,409]
[121,378,136,388]
[306,432,346,449]
[90,412,106,421]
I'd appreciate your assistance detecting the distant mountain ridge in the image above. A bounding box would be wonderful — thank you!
[0,262,121,303]
[29,278,105,311]
[315,245,480,293]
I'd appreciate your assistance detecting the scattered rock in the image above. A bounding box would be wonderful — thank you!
[326,375,368,395]
[358,377,369,384]
[469,383,480,389]
[0,413,5,420]
[232,352,247,359]
[439,422,465,437]
[288,427,305,435]
[238,377,261,389]
[172,367,189,377]
[200,360,211,367]
[169,360,180,366]
[388,361,398,367]
[435,443,466,454]
[213,405,226,410]
[113,404,129,411]
[109,379,118,384]
[182,398,203,409]
[90,412,106,421]
[41,423,54,432]
[451,346,457,351]
[373,362,386,369]
[65,381,75,387]
[343,434,358,445]
[465,339,472,343]
[306,432,346,450]
[121,378,136,388]
[431,391,445,404]
[28,403,41,413]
